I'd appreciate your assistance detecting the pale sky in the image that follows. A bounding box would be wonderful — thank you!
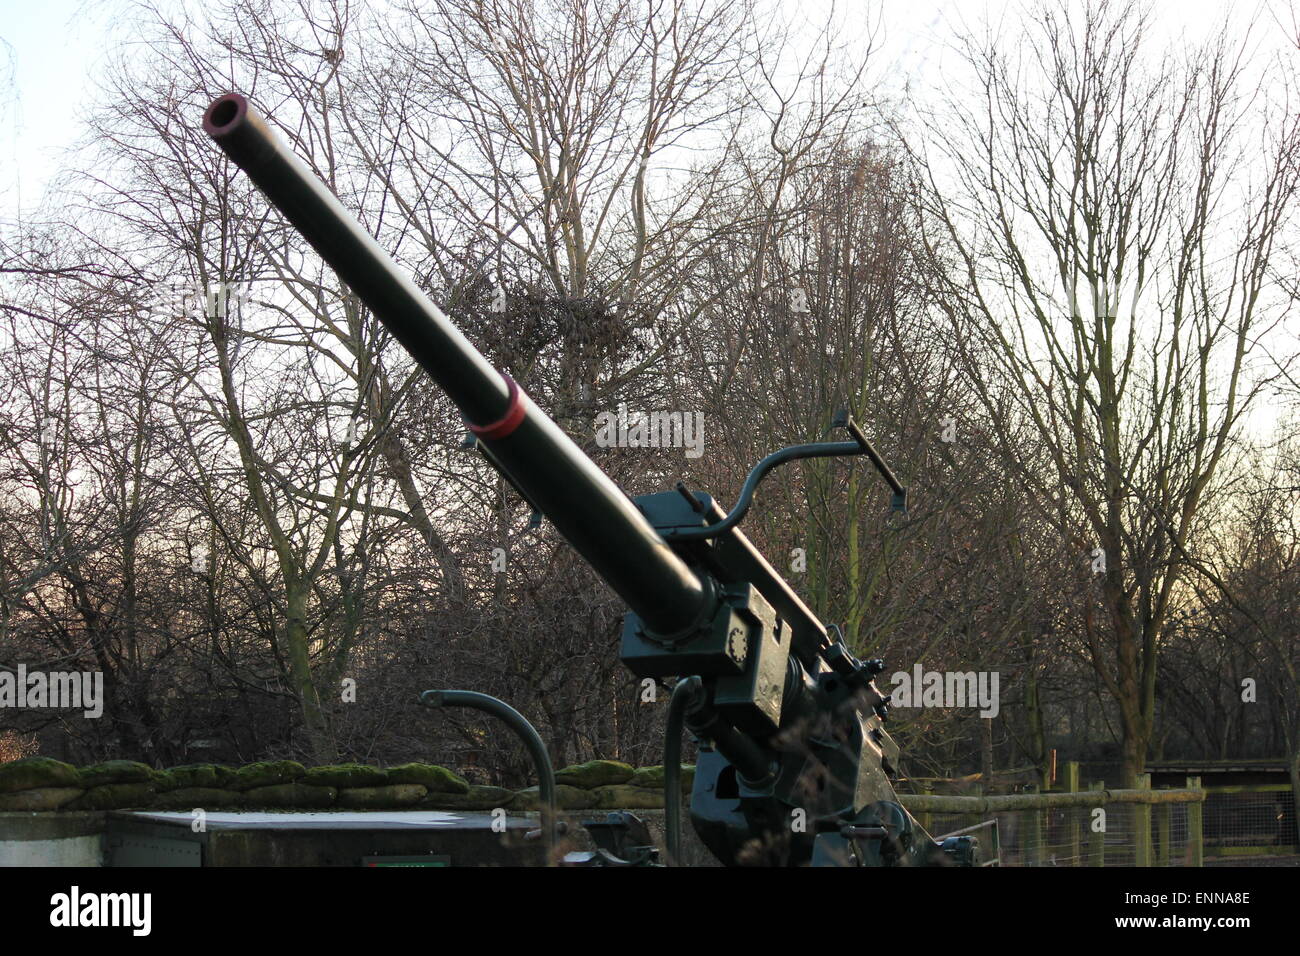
[0,0,1291,450]
[0,0,115,219]
[0,0,1286,220]
[0,0,950,220]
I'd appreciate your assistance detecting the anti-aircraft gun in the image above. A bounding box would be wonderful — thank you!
[203,93,981,867]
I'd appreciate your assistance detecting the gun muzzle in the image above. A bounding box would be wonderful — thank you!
[203,93,710,636]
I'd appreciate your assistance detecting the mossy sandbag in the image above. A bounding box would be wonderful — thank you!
[151,787,246,810]
[157,764,238,791]
[0,756,80,793]
[419,785,514,811]
[336,784,426,809]
[302,764,388,789]
[590,784,665,811]
[243,783,337,809]
[68,782,156,811]
[228,760,305,791]
[386,763,468,794]
[629,765,695,792]
[512,784,597,811]
[554,760,635,789]
[0,786,84,811]
[79,760,155,788]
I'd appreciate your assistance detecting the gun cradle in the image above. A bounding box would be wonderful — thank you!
[621,490,964,867]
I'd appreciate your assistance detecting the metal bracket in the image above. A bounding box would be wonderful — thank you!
[463,432,544,530]
[666,410,907,541]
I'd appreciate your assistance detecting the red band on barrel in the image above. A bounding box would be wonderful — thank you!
[468,374,527,441]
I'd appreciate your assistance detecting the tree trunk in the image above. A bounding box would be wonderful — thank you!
[284,586,335,763]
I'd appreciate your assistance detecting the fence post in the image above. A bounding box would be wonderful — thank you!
[917,780,933,836]
[1186,775,1204,868]
[1065,761,1081,866]
[1026,784,1043,866]
[1134,773,1153,867]
[1157,798,1171,867]
[1089,780,1105,867]
[989,810,1001,866]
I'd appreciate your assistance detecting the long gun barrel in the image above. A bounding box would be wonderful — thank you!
[202,93,708,637]
[204,92,979,868]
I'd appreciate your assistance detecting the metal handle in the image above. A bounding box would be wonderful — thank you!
[421,689,560,856]
[666,412,908,542]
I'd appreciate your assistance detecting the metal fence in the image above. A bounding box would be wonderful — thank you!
[927,802,1194,866]
[1201,785,1297,860]
[900,771,1207,866]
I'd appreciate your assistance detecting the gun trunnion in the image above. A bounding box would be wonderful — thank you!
[203,92,979,867]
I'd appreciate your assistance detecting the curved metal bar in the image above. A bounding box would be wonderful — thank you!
[663,677,703,866]
[421,689,559,857]
[665,440,865,541]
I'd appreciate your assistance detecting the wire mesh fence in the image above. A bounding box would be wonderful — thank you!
[923,806,1185,866]
[903,776,1207,866]
[1202,787,1296,858]
[906,776,1299,866]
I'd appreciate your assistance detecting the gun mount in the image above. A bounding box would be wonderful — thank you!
[203,92,981,867]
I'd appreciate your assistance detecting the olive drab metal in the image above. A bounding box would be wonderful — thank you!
[203,92,981,868]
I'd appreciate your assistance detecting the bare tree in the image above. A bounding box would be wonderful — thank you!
[914,0,1300,783]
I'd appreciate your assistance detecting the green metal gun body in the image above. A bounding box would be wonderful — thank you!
[203,93,973,867]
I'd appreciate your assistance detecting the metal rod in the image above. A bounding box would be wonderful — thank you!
[844,416,907,500]
[663,677,702,866]
[421,689,559,856]
[665,440,865,541]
